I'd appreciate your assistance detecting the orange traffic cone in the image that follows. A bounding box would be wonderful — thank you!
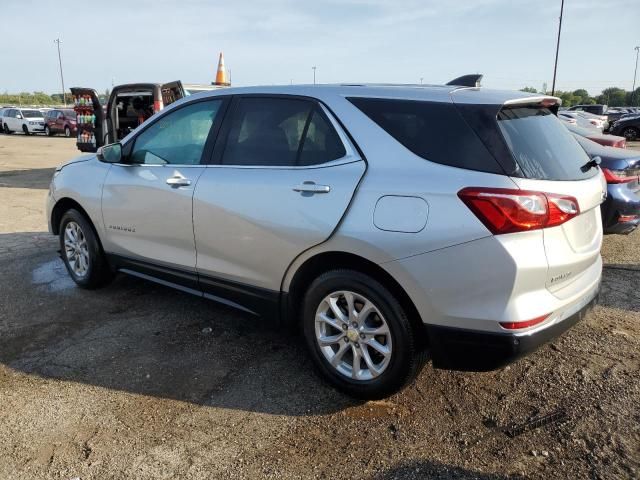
[215,52,230,86]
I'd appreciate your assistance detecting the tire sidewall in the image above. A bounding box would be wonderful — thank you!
[59,210,103,288]
[64,126,71,137]
[302,270,416,398]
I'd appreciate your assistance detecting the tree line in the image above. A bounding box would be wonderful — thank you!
[520,86,640,107]
[0,90,111,106]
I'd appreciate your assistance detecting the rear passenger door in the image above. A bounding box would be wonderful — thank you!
[193,95,365,306]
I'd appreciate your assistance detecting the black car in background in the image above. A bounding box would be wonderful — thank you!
[574,135,640,234]
[609,114,640,141]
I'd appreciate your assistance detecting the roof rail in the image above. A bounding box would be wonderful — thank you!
[446,74,483,88]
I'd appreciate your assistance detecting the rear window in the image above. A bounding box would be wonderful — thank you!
[348,98,504,175]
[497,107,596,181]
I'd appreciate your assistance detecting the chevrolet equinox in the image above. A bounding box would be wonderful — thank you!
[47,84,604,398]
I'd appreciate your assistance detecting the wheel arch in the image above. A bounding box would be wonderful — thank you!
[51,198,104,253]
[284,251,426,348]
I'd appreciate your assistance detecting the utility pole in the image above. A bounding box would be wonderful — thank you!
[633,46,640,106]
[312,66,316,85]
[551,0,564,96]
[54,38,66,106]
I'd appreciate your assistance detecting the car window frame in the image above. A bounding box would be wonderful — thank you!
[119,95,231,168]
[207,94,359,170]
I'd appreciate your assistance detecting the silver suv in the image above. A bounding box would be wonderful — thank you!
[47,84,604,398]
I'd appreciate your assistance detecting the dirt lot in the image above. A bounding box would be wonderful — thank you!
[0,134,638,480]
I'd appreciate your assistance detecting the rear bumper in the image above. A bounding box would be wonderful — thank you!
[426,293,598,371]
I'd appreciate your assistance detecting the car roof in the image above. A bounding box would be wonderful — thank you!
[194,84,554,106]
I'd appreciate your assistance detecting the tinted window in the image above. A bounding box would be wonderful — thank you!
[348,97,504,175]
[221,97,345,167]
[130,99,223,165]
[298,109,346,166]
[497,107,595,181]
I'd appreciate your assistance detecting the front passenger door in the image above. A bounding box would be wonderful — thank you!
[101,98,227,280]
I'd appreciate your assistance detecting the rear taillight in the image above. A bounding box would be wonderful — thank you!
[458,187,580,235]
[602,168,636,184]
[153,100,163,113]
[500,314,550,330]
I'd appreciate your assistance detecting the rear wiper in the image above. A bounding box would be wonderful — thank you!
[581,155,601,173]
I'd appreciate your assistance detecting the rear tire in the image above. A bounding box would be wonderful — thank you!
[622,127,639,141]
[302,269,423,399]
[64,126,71,137]
[45,125,52,136]
[22,124,30,136]
[59,209,113,289]
[3,124,12,134]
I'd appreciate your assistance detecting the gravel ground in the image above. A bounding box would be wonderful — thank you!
[0,134,638,479]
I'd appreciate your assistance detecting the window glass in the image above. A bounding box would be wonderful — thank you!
[298,109,346,166]
[221,98,347,167]
[130,99,222,165]
[221,98,311,166]
[348,97,504,174]
[497,107,596,181]
[22,110,42,118]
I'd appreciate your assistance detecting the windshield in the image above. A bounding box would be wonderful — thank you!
[63,110,76,119]
[497,107,596,181]
[22,110,42,118]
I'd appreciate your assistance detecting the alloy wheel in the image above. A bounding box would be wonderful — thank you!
[64,221,90,278]
[314,290,392,381]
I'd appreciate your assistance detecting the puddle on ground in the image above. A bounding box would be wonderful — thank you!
[32,258,75,293]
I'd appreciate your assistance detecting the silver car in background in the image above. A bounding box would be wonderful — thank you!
[47,84,604,398]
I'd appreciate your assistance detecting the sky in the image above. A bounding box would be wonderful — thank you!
[1,0,639,96]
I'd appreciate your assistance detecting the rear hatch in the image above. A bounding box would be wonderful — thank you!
[454,94,605,296]
[161,80,185,107]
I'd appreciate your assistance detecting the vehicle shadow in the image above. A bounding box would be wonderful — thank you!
[372,460,525,479]
[600,263,640,312]
[0,167,56,189]
[0,233,361,416]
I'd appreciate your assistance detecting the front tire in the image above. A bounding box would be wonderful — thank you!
[59,209,113,289]
[64,126,71,137]
[302,270,422,399]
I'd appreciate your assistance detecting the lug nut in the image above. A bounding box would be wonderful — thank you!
[360,333,365,339]
[342,324,348,330]
[352,322,358,328]
[354,342,360,348]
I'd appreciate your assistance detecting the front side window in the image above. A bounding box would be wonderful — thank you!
[220,97,346,167]
[130,99,223,165]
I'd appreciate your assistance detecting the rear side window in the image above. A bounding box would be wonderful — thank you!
[221,97,346,167]
[497,107,595,181]
[347,98,504,175]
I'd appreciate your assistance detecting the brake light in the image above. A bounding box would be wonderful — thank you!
[619,214,639,223]
[458,187,580,234]
[153,100,163,113]
[500,314,550,330]
[602,168,635,184]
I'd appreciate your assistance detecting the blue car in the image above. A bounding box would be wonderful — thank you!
[574,135,640,234]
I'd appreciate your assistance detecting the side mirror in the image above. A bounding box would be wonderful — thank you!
[97,143,122,163]
[16,114,22,119]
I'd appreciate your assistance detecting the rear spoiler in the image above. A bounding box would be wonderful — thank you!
[503,96,562,115]
[446,74,483,88]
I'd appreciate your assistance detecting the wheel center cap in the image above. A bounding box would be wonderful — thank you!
[346,328,359,342]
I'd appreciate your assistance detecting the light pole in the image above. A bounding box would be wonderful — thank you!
[54,38,66,106]
[551,0,565,96]
[420,77,423,85]
[312,66,316,85]
[632,46,640,106]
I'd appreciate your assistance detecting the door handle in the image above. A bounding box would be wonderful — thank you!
[166,176,191,187]
[293,182,331,194]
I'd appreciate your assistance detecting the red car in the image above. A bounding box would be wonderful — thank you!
[564,123,626,148]
[43,109,77,137]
